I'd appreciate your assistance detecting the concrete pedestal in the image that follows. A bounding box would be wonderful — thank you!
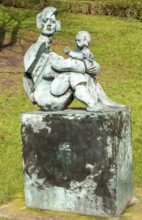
[21,107,133,217]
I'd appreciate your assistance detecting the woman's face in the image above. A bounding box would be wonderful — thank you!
[42,14,56,35]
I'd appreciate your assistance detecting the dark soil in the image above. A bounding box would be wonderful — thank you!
[0,42,30,90]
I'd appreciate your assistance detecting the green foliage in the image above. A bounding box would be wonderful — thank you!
[0,0,142,21]
[1,0,42,9]
[0,5,39,48]
[48,0,142,21]
[96,0,142,21]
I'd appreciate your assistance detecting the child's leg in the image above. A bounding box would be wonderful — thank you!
[74,84,96,109]
[51,58,85,73]
[70,73,97,111]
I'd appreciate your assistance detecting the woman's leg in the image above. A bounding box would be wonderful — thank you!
[51,58,85,73]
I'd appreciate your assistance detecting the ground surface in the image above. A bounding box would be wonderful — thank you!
[0,42,24,90]
[0,43,142,220]
[0,188,141,220]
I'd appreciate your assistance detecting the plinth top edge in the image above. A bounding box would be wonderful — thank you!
[21,106,130,116]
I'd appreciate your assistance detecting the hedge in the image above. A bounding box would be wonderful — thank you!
[0,0,142,21]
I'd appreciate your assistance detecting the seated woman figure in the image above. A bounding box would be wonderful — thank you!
[24,7,122,111]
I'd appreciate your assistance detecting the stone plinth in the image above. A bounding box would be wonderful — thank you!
[21,107,133,217]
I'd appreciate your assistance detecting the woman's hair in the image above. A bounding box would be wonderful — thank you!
[76,31,91,46]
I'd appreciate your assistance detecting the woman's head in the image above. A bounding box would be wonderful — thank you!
[36,7,61,35]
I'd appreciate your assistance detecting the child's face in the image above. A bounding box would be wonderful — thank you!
[75,34,85,49]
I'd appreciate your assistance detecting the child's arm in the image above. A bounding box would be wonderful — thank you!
[64,46,84,60]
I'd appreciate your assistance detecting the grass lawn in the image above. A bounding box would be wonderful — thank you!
[0,5,142,207]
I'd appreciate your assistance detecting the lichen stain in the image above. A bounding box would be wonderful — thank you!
[22,113,114,189]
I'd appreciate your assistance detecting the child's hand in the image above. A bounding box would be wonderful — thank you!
[64,46,71,54]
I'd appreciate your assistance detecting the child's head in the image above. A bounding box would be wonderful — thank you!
[75,31,91,48]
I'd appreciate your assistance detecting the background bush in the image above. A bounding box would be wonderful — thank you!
[0,0,142,21]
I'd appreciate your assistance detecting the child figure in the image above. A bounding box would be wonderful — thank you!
[50,31,100,111]
[64,31,98,75]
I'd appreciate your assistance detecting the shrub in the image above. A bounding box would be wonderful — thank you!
[1,0,44,8]
[48,0,142,21]
[0,0,142,21]
[97,0,142,21]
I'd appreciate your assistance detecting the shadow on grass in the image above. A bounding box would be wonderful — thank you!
[0,8,30,51]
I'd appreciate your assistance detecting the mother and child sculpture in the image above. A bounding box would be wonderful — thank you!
[22,7,133,218]
[23,6,122,111]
